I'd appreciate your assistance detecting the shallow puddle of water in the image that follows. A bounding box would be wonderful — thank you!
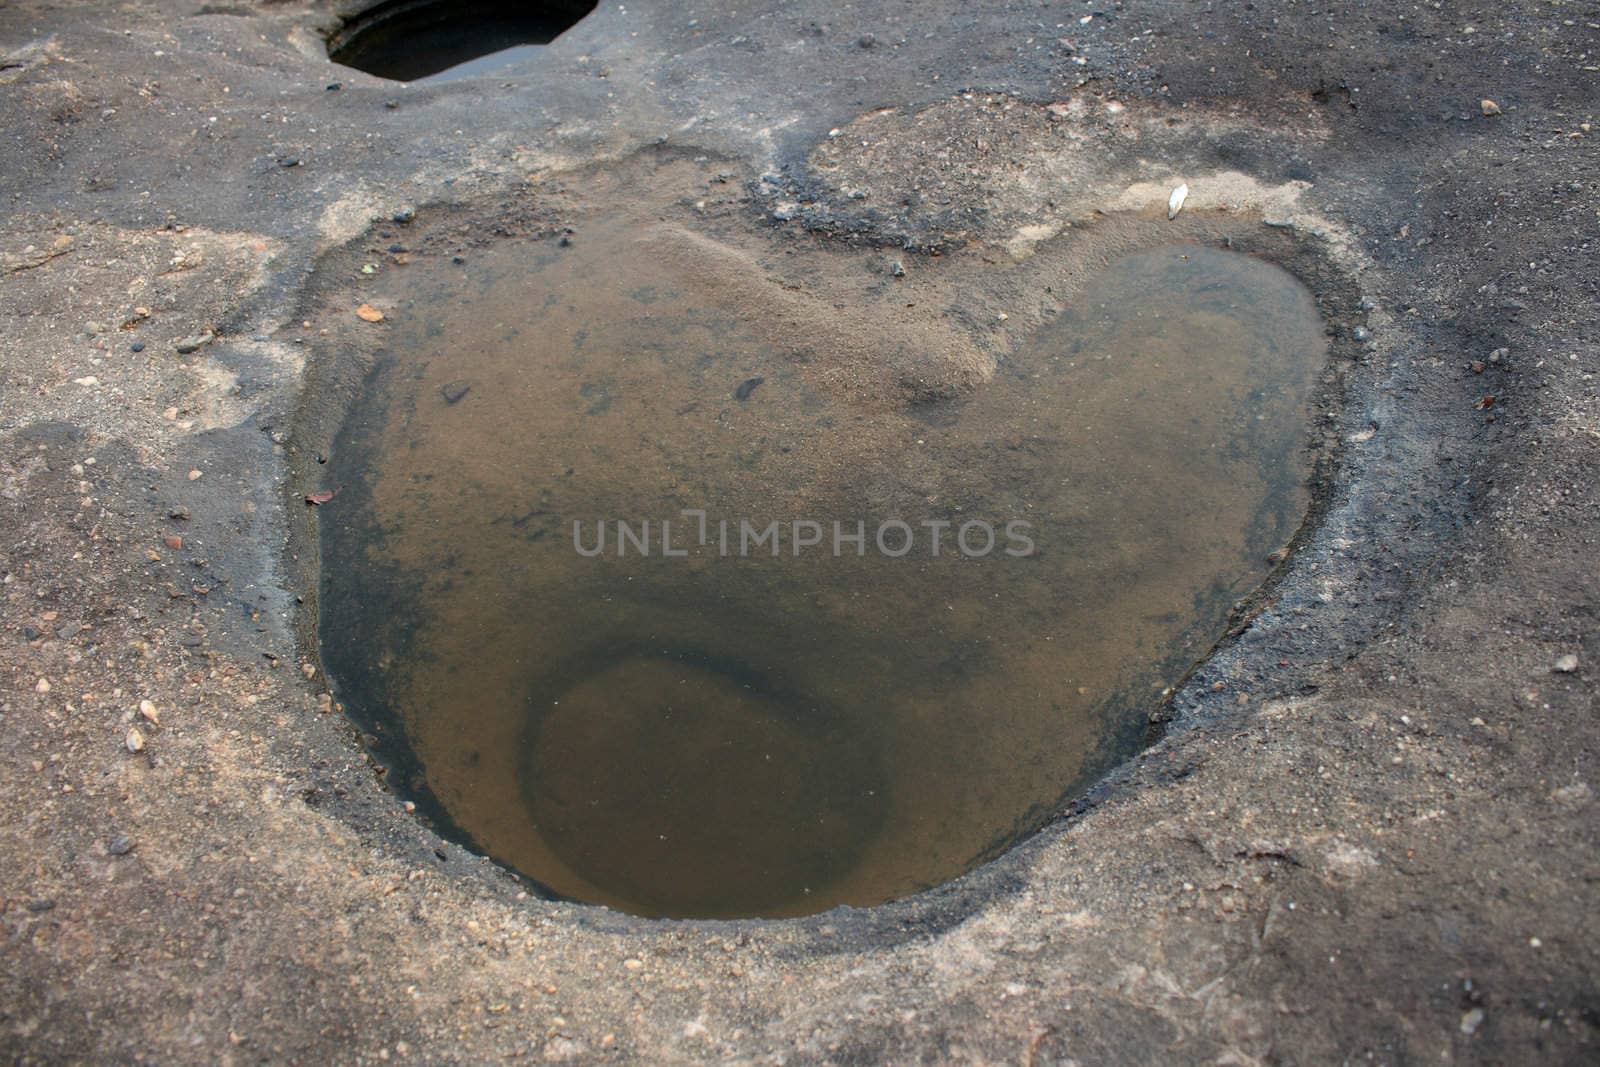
[317,218,1327,918]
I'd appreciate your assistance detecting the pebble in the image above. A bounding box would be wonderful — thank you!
[125,727,146,752]
[35,677,51,693]
[440,380,471,404]
[890,260,906,277]
[24,899,55,913]
[73,376,100,386]
[393,207,415,224]
[139,699,160,724]
[277,156,301,168]
[1460,1007,1485,1035]
[175,332,213,354]
[107,834,134,856]
[130,341,145,353]
[1480,99,1501,116]
[1352,326,1371,342]
[1553,653,1579,673]
[734,376,765,400]
[187,469,203,480]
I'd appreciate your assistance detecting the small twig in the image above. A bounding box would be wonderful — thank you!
[5,247,73,274]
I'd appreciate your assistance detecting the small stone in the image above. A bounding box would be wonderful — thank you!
[164,535,183,550]
[440,380,471,404]
[187,469,203,481]
[85,321,103,335]
[139,699,160,724]
[772,202,800,221]
[125,726,146,752]
[1553,653,1579,673]
[107,834,134,856]
[392,207,415,224]
[858,33,876,48]
[35,677,51,693]
[889,260,906,277]
[1489,348,1507,363]
[24,899,55,913]
[277,155,301,168]
[1480,99,1501,116]
[169,506,190,520]
[73,376,100,386]
[175,332,213,354]
[1470,360,1485,374]
[1552,782,1591,805]
[356,304,385,323]
[130,341,145,353]
[622,958,644,971]
[326,82,342,91]
[1460,1007,1485,1035]
[1352,326,1371,342]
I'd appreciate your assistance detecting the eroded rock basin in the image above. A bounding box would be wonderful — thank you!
[316,192,1329,918]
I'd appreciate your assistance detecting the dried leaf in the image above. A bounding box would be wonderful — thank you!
[1167,182,1189,220]
[356,303,385,323]
[305,486,344,506]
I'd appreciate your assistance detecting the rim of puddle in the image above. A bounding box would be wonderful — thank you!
[282,154,1371,928]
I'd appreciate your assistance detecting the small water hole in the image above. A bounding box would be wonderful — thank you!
[313,210,1330,919]
[327,1,597,82]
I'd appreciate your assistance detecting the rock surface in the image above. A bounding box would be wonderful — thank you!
[0,0,1596,1063]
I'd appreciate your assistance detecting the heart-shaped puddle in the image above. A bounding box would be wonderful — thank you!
[316,212,1328,918]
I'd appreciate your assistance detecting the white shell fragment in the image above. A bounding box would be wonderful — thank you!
[1167,182,1189,220]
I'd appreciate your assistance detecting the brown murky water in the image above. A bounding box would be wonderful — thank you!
[318,217,1327,918]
